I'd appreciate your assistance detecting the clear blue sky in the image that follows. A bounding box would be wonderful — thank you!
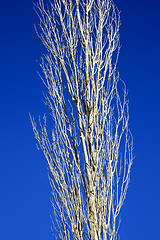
[0,0,160,239]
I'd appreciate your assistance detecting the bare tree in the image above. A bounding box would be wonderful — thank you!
[31,0,133,239]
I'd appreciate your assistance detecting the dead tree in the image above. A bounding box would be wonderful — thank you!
[31,0,133,239]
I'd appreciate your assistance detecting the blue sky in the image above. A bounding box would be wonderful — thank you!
[0,0,160,239]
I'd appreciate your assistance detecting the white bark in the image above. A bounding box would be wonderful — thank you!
[31,0,133,239]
